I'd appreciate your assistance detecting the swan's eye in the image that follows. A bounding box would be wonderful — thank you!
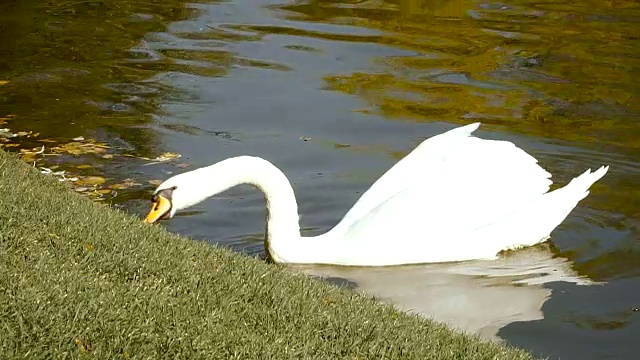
[151,195,159,209]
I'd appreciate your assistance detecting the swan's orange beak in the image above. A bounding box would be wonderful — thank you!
[143,194,172,224]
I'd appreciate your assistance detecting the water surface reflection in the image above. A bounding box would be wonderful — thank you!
[296,245,596,342]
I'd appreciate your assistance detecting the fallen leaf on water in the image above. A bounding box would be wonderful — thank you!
[0,81,8,86]
[140,152,183,165]
[53,141,109,156]
[148,179,162,186]
[74,187,90,192]
[102,154,114,159]
[0,128,17,138]
[75,176,106,186]
[76,164,92,169]
[108,179,141,190]
[73,136,85,141]
[152,152,181,161]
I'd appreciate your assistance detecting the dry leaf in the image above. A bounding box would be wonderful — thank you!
[76,164,92,169]
[108,179,140,190]
[0,128,16,138]
[148,179,162,186]
[0,81,8,86]
[75,176,106,186]
[102,154,114,159]
[153,152,181,161]
[52,141,110,156]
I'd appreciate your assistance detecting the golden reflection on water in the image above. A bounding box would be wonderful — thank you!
[279,0,639,150]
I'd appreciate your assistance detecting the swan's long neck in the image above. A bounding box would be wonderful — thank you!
[188,156,303,261]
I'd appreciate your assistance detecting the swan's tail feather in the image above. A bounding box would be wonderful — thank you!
[530,165,609,243]
[454,122,481,136]
[563,165,609,203]
[485,165,609,253]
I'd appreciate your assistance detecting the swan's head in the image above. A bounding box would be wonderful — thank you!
[142,156,271,224]
[143,185,177,223]
[143,167,222,224]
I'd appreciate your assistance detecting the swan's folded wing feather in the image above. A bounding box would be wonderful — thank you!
[335,123,552,237]
[336,123,483,230]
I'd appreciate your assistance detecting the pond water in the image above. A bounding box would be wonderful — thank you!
[1,0,638,358]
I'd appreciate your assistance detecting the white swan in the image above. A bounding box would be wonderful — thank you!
[143,123,608,266]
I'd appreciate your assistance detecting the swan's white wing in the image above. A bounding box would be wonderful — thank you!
[334,123,552,234]
[324,126,561,265]
[334,165,607,266]
[335,123,483,230]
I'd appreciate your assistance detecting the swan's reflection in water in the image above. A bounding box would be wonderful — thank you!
[291,245,598,342]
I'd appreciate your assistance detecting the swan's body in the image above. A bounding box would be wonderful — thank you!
[144,123,608,266]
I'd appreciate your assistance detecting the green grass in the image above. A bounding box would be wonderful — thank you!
[0,150,535,359]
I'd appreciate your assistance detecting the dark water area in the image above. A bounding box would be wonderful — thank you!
[1,0,639,359]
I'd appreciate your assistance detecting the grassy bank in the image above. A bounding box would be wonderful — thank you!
[0,150,534,359]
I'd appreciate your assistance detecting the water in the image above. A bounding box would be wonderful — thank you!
[1,0,638,358]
